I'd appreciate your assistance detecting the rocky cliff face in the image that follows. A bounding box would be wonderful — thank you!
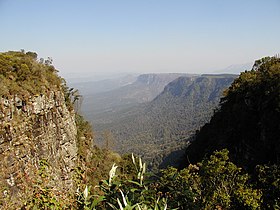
[135,73,194,91]
[0,90,78,205]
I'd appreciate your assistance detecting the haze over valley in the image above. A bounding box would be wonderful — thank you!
[1,0,279,209]
[68,69,239,170]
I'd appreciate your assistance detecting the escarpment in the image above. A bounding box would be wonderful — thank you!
[0,51,80,207]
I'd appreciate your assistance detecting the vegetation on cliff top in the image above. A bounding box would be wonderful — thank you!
[0,50,63,97]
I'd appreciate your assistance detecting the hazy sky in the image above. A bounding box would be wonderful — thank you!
[1,0,279,79]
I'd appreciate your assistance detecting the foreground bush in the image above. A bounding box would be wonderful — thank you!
[158,149,262,209]
[18,149,279,209]
[77,149,264,209]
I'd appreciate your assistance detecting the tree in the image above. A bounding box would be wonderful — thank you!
[256,164,280,209]
[158,149,262,209]
[26,51,38,60]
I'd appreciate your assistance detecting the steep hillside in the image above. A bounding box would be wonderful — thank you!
[185,56,280,171]
[95,74,236,170]
[0,51,120,209]
[82,73,192,120]
[0,51,78,207]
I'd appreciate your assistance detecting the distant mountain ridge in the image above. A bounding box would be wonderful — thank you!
[214,62,253,74]
[135,73,193,85]
[81,73,192,120]
[71,74,137,95]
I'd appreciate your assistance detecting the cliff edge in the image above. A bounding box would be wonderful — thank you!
[0,51,79,207]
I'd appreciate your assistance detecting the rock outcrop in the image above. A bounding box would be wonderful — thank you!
[0,90,78,205]
[0,51,91,208]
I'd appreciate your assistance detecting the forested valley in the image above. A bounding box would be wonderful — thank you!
[90,74,237,171]
[0,51,279,209]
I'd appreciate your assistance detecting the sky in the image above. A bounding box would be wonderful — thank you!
[0,0,280,80]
